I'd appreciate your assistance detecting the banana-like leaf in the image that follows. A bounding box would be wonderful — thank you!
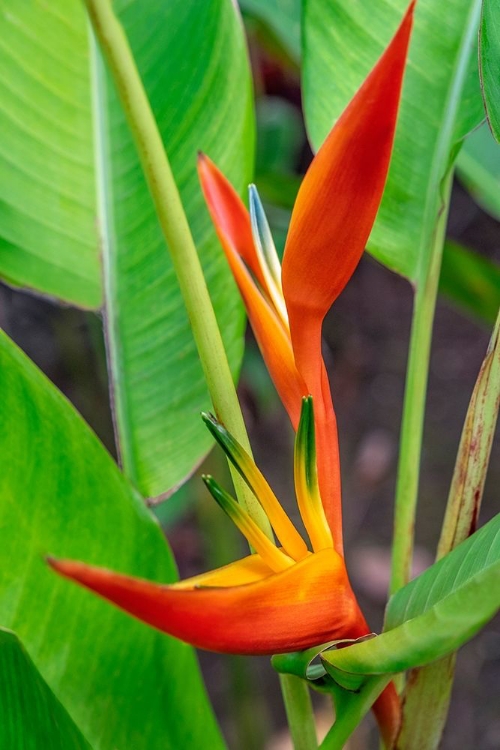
[480,0,500,143]
[457,121,500,219]
[321,513,500,680]
[0,628,92,750]
[0,2,98,307]
[1,0,253,498]
[303,0,484,281]
[440,240,500,325]
[0,331,225,750]
[240,0,301,62]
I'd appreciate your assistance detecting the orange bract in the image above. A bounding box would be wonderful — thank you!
[48,549,365,656]
[283,1,414,408]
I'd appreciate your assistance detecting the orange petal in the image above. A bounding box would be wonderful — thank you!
[247,289,306,429]
[198,153,268,292]
[282,2,414,397]
[198,152,306,424]
[48,550,363,655]
[206,213,305,426]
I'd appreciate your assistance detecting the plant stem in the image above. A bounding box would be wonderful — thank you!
[279,674,318,750]
[320,677,390,750]
[82,0,271,535]
[389,175,452,595]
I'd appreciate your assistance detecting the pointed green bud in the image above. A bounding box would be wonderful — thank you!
[202,475,294,572]
[294,397,333,552]
[201,413,309,561]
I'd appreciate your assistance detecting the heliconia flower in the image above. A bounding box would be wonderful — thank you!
[49,4,414,746]
[48,399,367,656]
[49,398,398,743]
[198,1,414,557]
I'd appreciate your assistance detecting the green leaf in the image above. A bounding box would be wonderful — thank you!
[457,121,500,219]
[0,1,99,307]
[256,97,304,178]
[0,628,92,750]
[97,0,252,499]
[240,0,301,63]
[0,331,225,750]
[1,0,252,498]
[321,513,500,679]
[303,0,484,281]
[440,240,500,325]
[480,0,500,143]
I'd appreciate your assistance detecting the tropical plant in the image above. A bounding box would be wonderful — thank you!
[0,0,499,748]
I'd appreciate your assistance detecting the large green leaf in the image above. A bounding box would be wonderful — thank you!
[0,628,91,750]
[321,513,500,681]
[240,0,301,62]
[98,0,252,499]
[0,1,99,307]
[457,121,500,219]
[303,0,484,281]
[480,0,500,143]
[1,0,252,498]
[0,331,225,750]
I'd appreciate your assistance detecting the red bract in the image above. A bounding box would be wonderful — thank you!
[49,4,414,747]
[49,550,362,656]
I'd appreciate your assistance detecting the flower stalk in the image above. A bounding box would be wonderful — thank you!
[389,170,453,594]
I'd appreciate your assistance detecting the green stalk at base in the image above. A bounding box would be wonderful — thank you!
[279,674,318,750]
[320,677,391,750]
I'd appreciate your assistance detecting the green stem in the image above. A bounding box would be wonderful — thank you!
[320,678,390,750]
[279,674,318,750]
[389,175,452,595]
[82,0,271,535]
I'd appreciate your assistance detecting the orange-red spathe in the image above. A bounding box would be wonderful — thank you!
[48,550,363,655]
